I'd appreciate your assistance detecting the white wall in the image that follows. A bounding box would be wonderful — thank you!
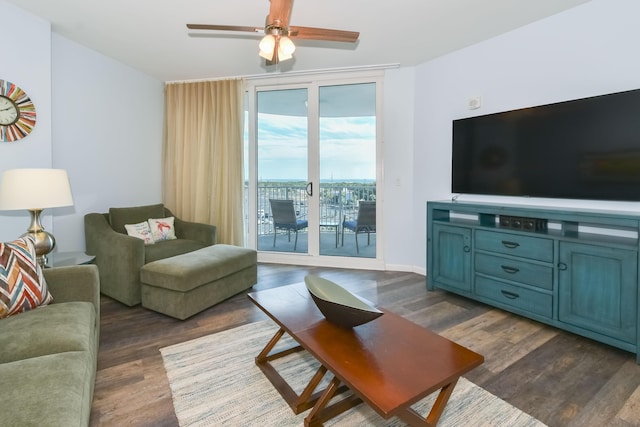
[0,0,52,240]
[51,35,164,251]
[0,1,164,253]
[383,67,416,271]
[413,0,640,272]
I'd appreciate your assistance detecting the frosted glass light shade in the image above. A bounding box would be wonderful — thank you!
[0,168,74,210]
[259,34,295,62]
[259,34,276,60]
[279,36,295,56]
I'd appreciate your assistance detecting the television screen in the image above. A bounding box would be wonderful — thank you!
[452,88,640,201]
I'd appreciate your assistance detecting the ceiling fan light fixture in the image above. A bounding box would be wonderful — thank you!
[258,49,274,61]
[259,34,276,60]
[279,36,295,58]
[276,46,292,61]
[258,33,295,63]
[187,0,359,67]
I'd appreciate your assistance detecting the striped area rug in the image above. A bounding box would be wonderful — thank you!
[160,320,546,426]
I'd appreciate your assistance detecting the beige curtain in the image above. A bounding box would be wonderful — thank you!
[163,79,245,246]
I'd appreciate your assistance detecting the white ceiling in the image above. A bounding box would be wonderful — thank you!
[6,0,591,82]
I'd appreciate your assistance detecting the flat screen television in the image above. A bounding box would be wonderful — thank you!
[451,88,640,201]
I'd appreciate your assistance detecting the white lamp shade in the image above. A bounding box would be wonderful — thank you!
[0,168,74,210]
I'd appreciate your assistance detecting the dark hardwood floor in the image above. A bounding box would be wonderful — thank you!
[90,264,640,426]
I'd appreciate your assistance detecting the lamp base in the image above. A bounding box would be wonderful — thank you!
[23,209,56,267]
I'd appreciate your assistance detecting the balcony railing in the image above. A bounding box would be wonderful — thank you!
[246,181,376,236]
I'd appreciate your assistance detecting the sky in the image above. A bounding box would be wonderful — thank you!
[249,113,376,181]
[244,82,377,182]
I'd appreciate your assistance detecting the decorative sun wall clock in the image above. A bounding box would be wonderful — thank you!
[0,79,37,142]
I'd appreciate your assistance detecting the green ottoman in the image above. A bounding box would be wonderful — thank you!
[140,244,257,319]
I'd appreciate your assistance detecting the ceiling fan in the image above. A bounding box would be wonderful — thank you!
[186,0,359,64]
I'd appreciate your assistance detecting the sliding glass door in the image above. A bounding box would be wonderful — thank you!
[256,88,309,254]
[318,83,377,258]
[245,72,382,266]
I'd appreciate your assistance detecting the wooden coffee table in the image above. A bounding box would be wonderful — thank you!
[248,283,484,426]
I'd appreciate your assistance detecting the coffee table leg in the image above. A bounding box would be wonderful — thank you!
[304,376,363,427]
[396,377,459,427]
[256,327,288,361]
[255,327,350,415]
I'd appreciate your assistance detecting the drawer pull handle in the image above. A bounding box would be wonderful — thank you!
[501,265,520,274]
[501,290,520,299]
[501,240,520,249]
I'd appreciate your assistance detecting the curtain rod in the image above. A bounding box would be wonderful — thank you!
[165,63,400,84]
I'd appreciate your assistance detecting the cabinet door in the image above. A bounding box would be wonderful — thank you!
[432,224,472,292]
[558,242,637,344]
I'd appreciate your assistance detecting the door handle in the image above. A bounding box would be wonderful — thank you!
[306,182,313,196]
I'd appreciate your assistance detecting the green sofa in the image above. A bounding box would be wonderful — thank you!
[84,203,216,306]
[0,265,100,427]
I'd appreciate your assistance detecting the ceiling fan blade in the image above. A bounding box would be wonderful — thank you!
[288,26,359,43]
[268,0,293,27]
[186,24,263,33]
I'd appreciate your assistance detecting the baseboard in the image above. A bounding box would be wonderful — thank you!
[384,263,426,277]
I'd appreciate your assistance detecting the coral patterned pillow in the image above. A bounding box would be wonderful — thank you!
[125,221,155,245]
[0,236,53,319]
[148,217,177,242]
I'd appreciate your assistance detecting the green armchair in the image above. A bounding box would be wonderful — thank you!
[84,203,216,306]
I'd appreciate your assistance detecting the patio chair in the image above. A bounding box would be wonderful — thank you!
[269,199,308,251]
[342,201,376,254]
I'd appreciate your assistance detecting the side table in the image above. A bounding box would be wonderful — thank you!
[45,251,95,268]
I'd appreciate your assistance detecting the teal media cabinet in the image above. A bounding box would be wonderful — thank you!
[427,200,640,363]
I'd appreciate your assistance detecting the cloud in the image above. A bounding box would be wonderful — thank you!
[253,113,376,180]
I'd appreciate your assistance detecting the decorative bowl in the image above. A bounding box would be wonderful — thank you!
[304,275,383,328]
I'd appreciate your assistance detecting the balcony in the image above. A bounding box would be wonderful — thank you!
[247,181,376,257]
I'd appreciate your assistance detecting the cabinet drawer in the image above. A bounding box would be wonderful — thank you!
[475,253,553,290]
[475,276,553,318]
[475,230,553,262]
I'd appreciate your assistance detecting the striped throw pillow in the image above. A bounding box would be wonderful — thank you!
[0,236,53,319]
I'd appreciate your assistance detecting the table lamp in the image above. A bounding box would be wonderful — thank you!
[0,168,74,266]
